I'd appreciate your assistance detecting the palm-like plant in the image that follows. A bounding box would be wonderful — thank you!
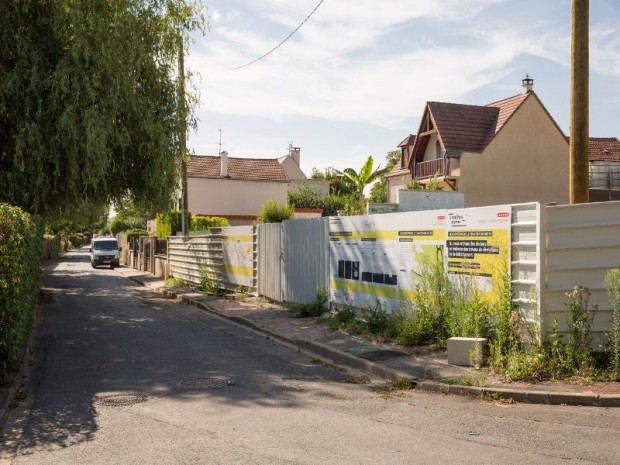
[335,156,388,214]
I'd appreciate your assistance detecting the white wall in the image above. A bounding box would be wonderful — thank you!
[397,190,464,212]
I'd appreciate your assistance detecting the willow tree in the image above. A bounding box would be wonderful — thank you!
[0,0,205,220]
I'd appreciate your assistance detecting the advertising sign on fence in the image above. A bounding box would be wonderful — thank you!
[328,206,511,312]
[446,205,512,300]
[221,226,254,289]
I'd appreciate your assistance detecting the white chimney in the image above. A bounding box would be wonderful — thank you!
[220,151,229,177]
[288,144,301,166]
[522,74,534,93]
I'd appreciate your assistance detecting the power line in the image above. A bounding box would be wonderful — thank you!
[224,0,326,71]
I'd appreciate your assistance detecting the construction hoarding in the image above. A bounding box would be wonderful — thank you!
[328,205,511,312]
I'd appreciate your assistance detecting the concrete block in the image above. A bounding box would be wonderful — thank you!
[447,337,487,366]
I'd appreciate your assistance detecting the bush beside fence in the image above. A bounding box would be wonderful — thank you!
[0,204,44,382]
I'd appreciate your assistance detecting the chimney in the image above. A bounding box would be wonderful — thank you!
[522,74,534,93]
[288,144,301,166]
[220,151,229,177]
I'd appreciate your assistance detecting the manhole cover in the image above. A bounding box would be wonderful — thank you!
[93,394,149,407]
[177,377,230,390]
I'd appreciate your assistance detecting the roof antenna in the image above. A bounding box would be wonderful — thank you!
[218,129,223,154]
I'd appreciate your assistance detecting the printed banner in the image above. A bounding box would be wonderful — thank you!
[221,226,254,289]
[328,206,511,312]
[445,206,511,300]
[329,210,446,311]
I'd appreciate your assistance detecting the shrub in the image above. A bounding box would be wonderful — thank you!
[125,229,148,242]
[605,269,620,377]
[191,216,230,233]
[564,286,596,374]
[290,286,329,317]
[199,265,218,293]
[257,199,294,223]
[0,204,44,382]
[156,210,192,238]
[360,301,389,335]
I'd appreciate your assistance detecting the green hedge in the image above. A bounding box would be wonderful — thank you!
[190,216,230,232]
[0,204,44,382]
[155,210,191,239]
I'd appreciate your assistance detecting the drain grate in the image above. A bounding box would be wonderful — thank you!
[177,377,230,390]
[93,394,149,407]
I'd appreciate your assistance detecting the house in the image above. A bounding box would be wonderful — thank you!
[589,137,620,202]
[385,134,415,202]
[388,78,571,207]
[186,145,330,225]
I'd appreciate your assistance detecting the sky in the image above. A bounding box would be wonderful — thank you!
[185,0,620,175]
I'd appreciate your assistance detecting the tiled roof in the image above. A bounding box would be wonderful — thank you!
[589,138,620,162]
[483,93,530,147]
[398,134,416,147]
[425,93,531,153]
[385,165,411,178]
[187,155,291,182]
[427,101,499,152]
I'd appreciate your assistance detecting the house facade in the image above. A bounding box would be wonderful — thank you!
[186,146,329,225]
[388,81,571,207]
[589,137,620,202]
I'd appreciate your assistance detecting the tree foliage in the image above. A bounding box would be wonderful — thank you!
[287,184,354,216]
[335,156,388,214]
[369,150,401,203]
[311,167,357,197]
[0,0,205,220]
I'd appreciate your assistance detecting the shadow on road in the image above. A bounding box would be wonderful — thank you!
[17,249,349,454]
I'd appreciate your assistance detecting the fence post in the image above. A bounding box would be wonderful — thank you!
[536,202,548,344]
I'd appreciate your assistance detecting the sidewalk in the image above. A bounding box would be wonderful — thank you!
[116,266,620,407]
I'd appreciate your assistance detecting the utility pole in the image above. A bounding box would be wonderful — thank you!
[569,0,589,204]
[179,35,188,235]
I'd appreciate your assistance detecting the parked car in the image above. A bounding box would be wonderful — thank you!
[90,237,121,269]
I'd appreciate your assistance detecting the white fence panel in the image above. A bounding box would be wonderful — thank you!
[221,226,255,291]
[510,203,542,330]
[168,234,223,287]
[543,201,620,345]
[257,223,282,301]
[282,217,329,304]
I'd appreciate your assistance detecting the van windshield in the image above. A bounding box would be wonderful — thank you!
[93,240,118,250]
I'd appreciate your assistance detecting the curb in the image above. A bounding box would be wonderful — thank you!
[118,270,620,408]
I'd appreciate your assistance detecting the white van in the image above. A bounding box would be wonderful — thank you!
[90,237,121,269]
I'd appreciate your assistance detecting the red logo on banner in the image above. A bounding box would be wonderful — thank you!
[437,215,446,220]
[497,212,509,218]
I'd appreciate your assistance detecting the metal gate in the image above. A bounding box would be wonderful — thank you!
[281,217,329,304]
[257,223,282,301]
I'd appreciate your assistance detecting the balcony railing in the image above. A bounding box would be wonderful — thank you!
[414,158,446,179]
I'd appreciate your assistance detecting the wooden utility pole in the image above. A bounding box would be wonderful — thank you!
[569,0,589,204]
[178,35,188,235]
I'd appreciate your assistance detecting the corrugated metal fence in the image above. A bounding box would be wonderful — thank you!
[543,201,620,344]
[163,201,620,341]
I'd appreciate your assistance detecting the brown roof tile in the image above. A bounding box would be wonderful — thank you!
[385,165,411,178]
[427,102,499,152]
[425,93,531,153]
[483,93,530,146]
[187,155,290,182]
[589,137,620,162]
[398,134,416,147]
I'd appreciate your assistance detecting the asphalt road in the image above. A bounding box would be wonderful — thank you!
[3,249,620,464]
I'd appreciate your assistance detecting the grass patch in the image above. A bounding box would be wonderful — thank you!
[345,375,371,385]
